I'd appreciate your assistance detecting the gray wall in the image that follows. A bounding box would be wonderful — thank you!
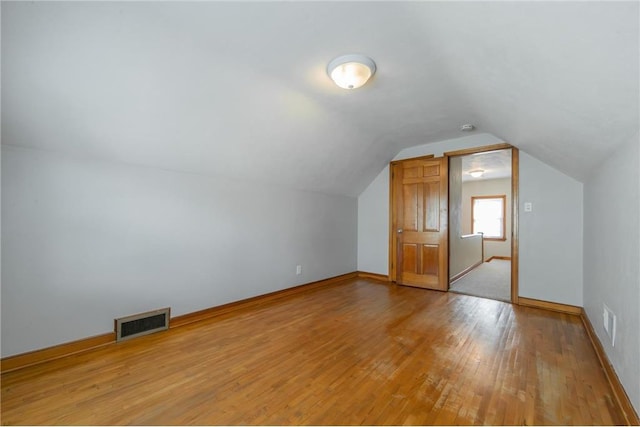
[357,166,390,275]
[1,146,357,357]
[583,136,640,414]
[449,156,483,279]
[518,152,583,305]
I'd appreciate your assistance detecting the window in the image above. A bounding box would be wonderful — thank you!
[472,195,506,241]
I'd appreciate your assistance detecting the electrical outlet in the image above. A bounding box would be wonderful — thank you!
[296,265,302,275]
[524,202,533,212]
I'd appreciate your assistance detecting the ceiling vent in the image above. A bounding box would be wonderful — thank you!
[115,308,170,342]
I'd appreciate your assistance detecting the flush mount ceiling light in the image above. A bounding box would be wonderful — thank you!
[469,169,485,178]
[327,54,376,89]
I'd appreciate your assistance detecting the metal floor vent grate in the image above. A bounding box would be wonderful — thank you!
[115,308,170,342]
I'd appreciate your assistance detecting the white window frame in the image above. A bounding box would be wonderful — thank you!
[471,195,506,241]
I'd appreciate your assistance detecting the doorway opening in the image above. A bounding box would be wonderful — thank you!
[446,145,519,303]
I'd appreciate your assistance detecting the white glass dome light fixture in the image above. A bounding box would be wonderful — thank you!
[327,54,376,89]
[469,169,485,178]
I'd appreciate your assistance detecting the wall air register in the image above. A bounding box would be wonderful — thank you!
[115,307,170,342]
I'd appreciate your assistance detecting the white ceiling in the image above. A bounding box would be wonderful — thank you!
[2,2,638,196]
[461,149,512,182]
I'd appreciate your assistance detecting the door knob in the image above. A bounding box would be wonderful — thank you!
[397,229,403,233]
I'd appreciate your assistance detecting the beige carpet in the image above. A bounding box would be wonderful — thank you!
[449,259,511,302]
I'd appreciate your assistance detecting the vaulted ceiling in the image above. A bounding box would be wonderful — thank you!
[2,2,638,196]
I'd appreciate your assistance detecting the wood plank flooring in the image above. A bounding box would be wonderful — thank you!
[1,278,625,425]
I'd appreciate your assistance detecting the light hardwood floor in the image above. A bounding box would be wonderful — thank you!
[1,278,625,425]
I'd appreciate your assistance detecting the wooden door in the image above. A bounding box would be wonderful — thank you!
[390,156,448,290]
